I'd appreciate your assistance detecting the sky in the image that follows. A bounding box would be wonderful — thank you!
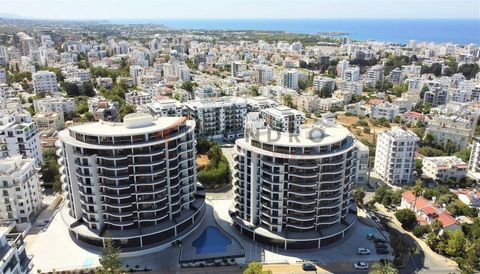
[0,0,479,20]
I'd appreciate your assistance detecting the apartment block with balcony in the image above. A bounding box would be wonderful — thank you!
[426,115,472,150]
[184,97,247,140]
[259,105,304,133]
[0,102,43,167]
[57,113,205,250]
[468,137,480,180]
[33,96,75,114]
[374,128,419,185]
[0,230,29,274]
[422,156,467,182]
[232,117,358,249]
[0,156,43,225]
[32,71,58,94]
[145,99,185,117]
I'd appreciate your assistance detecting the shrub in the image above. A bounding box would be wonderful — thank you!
[395,209,417,230]
[412,225,431,237]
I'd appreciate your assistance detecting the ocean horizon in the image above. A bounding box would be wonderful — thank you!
[108,18,480,45]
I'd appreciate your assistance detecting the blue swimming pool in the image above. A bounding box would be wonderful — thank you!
[192,226,232,254]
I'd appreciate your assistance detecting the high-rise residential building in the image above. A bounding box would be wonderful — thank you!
[255,65,273,84]
[184,97,247,140]
[389,67,403,84]
[313,76,335,96]
[33,96,76,114]
[422,156,467,182]
[336,60,350,78]
[232,116,358,249]
[130,65,145,85]
[57,113,205,249]
[32,71,58,94]
[408,40,417,49]
[374,128,419,185]
[366,65,384,83]
[468,137,480,180]
[14,32,36,56]
[231,61,247,78]
[355,140,370,185]
[282,69,299,90]
[343,67,360,82]
[426,115,473,150]
[259,105,304,133]
[0,101,43,167]
[0,230,28,274]
[176,65,191,82]
[423,84,449,107]
[0,156,43,225]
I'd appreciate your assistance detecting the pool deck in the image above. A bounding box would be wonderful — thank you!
[180,200,244,263]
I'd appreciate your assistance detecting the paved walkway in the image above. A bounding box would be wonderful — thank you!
[211,199,393,267]
[375,204,458,273]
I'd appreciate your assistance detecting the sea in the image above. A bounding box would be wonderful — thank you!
[108,19,480,45]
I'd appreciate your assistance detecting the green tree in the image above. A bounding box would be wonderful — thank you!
[250,85,260,96]
[394,209,417,230]
[370,260,398,274]
[353,187,366,207]
[411,179,424,209]
[454,148,471,163]
[40,149,62,193]
[458,63,479,79]
[414,159,423,177]
[282,94,294,108]
[97,237,122,274]
[181,81,194,92]
[243,261,272,274]
[445,230,466,258]
[423,133,435,147]
[412,225,431,238]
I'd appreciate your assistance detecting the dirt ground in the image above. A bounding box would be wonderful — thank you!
[196,154,210,167]
[336,114,387,145]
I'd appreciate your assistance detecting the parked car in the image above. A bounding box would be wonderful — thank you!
[302,262,317,271]
[371,216,381,223]
[353,261,369,269]
[356,248,371,255]
[375,243,388,249]
[366,233,375,240]
[376,248,390,254]
[374,238,388,244]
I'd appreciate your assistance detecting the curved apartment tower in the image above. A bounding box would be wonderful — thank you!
[232,116,358,249]
[57,113,205,251]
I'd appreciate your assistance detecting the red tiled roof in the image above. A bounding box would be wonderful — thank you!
[437,212,458,228]
[368,99,385,106]
[404,111,423,118]
[414,198,430,210]
[416,215,428,225]
[421,206,439,217]
[402,191,415,203]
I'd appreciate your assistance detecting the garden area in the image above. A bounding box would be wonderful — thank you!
[196,139,231,190]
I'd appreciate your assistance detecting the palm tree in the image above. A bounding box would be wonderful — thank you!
[411,179,424,210]
[370,261,398,274]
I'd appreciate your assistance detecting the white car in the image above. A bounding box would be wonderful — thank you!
[353,261,369,269]
[356,248,371,255]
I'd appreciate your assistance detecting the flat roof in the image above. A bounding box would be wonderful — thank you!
[67,114,188,137]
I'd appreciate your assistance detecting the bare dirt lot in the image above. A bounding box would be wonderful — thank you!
[196,154,210,168]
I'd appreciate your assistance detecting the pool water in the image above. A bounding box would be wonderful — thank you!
[192,226,232,254]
